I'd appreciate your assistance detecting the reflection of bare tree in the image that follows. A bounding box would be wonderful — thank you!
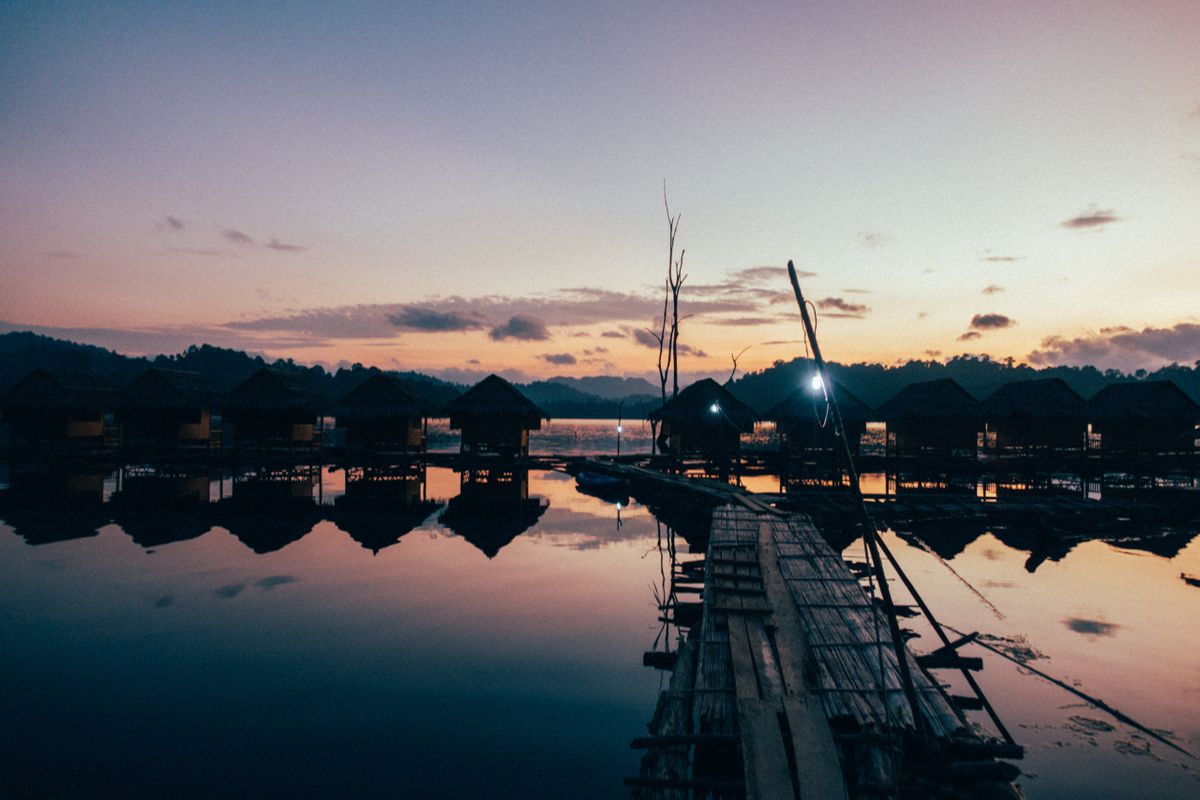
[650,518,681,661]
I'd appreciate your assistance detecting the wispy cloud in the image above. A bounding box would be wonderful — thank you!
[165,215,185,231]
[266,237,305,252]
[707,316,777,326]
[541,353,577,365]
[816,297,870,318]
[167,246,231,258]
[978,250,1021,263]
[858,231,893,248]
[982,285,1004,295]
[970,313,1015,330]
[957,331,982,341]
[388,306,486,332]
[223,229,254,245]
[39,250,81,259]
[1062,206,1120,230]
[1028,322,1200,371]
[490,314,550,341]
[600,330,625,338]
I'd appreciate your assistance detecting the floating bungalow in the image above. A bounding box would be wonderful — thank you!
[765,381,872,458]
[648,378,757,460]
[336,372,426,455]
[443,374,547,457]
[222,367,325,452]
[877,378,982,460]
[983,377,1087,458]
[332,466,441,554]
[0,369,116,454]
[108,467,214,548]
[1088,381,1199,460]
[117,368,222,452]
[0,469,108,545]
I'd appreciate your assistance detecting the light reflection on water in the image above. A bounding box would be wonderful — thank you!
[1,417,1198,798]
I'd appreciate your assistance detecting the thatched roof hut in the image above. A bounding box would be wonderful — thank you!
[443,374,547,456]
[647,378,756,458]
[223,367,325,448]
[877,379,981,458]
[117,368,222,449]
[1088,381,1199,456]
[983,378,1087,454]
[337,372,428,452]
[1,369,115,451]
[765,381,872,455]
[438,471,547,558]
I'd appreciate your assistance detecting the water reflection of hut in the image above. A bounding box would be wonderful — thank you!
[438,467,547,557]
[443,374,546,457]
[766,381,872,458]
[331,465,441,554]
[1,369,116,455]
[983,378,1087,458]
[108,468,214,548]
[0,470,107,545]
[1088,381,1199,461]
[223,368,325,452]
[117,368,222,453]
[878,379,982,460]
[648,379,757,459]
[218,466,321,553]
[336,372,426,455]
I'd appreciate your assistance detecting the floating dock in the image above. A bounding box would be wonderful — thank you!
[629,502,1021,799]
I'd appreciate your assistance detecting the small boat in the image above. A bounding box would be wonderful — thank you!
[574,471,630,503]
[575,471,626,491]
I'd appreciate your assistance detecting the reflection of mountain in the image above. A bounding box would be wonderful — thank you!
[438,468,547,558]
[108,474,214,548]
[895,518,992,560]
[0,471,108,545]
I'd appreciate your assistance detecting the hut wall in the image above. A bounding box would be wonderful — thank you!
[888,419,978,457]
[457,416,529,455]
[67,414,105,440]
[1094,419,1196,456]
[992,418,1086,453]
[344,416,424,449]
[668,423,741,457]
[122,409,212,447]
[781,419,865,455]
[229,413,316,447]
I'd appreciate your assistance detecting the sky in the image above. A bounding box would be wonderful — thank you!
[2,1,1199,382]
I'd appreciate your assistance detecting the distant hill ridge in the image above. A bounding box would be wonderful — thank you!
[2,331,1198,417]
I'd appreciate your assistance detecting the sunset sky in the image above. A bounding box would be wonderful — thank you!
[2,2,1198,382]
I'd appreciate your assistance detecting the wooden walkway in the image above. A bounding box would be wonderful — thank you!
[631,502,1020,799]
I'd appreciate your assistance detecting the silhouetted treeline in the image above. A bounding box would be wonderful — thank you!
[727,354,1200,411]
[5,332,1198,418]
[0,333,652,418]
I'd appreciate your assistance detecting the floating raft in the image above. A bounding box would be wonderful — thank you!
[631,504,1021,799]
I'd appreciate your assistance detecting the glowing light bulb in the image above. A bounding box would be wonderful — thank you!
[709,402,720,414]
[810,374,825,392]
[616,425,623,433]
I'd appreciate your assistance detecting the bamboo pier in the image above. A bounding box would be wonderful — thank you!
[627,491,1022,799]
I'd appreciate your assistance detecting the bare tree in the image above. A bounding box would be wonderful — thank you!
[649,183,683,454]
[727,345,751,384]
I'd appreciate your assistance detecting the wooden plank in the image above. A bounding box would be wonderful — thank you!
[782,696,851,800]
[738,701,798,800]
[727,615,761,702]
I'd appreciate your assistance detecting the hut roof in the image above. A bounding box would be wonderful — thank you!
[1088,380,1200,423]
[442,374,547,422]
[337,372,426,418]
[877,378,981,422]
[983,378,1086,420]
[765,381,873,424]
[224,367,326,414]
[647,379,758,432]
[119,368,222,411]
[0,369,115,412]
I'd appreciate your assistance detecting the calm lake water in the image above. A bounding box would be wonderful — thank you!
[2,418,1199,798]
